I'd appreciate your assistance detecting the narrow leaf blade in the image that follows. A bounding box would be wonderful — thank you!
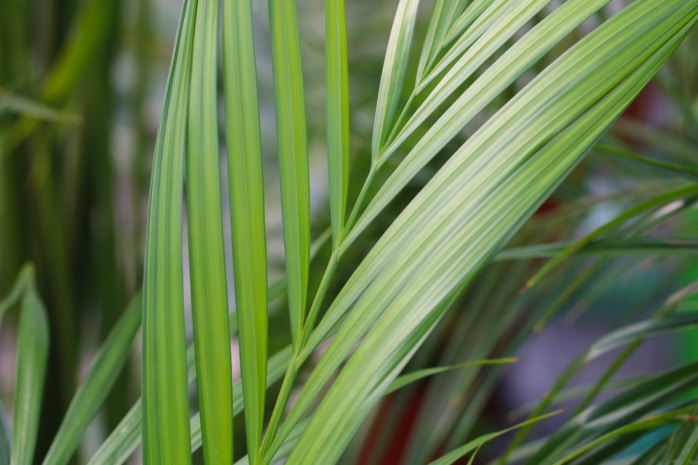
[42,294,142,465]
[11,280,49,465]
[269,0,311,346]
[371,0,419,158]
[141,0,197,463]
[186,0,234,462]
[326,0,350,246]
[223,0,268,459]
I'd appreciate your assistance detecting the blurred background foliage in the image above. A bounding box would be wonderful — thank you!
[1,0,697,463]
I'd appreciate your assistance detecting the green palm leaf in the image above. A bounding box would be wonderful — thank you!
[77,0,697,463]
[186,0,234,463]
[269,0,311,346]
[222,0,268,459]
[10,269,49,465]
[325,0,350,246]
[42,294,142,465]
[141,0,197,463]
[264,2,697,464]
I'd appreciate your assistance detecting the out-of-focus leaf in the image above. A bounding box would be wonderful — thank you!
[42,293,142,465]
[526,183,698,289]
[0,265,32,322]
[674,419,698,464]
[522,361,698,464]
[496,238,698,261]
[12,277,49,465]
[387,357,517,394]
[596,144,698,180]
[550,409,691,465]
[428,411,563,465]
[0,92,80,124]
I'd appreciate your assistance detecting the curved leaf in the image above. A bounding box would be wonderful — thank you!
[42,294,142,465]
[12,277,49,465]
[273,3,696,462]
[141,0,197,462]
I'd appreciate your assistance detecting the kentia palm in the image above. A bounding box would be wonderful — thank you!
[1,1,697,464]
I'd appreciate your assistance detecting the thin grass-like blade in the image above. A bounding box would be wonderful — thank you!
[11,276,49,465]
[596,144,698,180]
[326,0,350,246]
[185,0,234,463]
[371,0,419,158]
[548,410,691,465]
[42,294,142,465]
[427,411,562,465]
[526,183,698,289]
[141,0,197,463]
[0,265,32,322]
[523,361,698,464]
[495,238,698,261]
[86,401,141,465]
[569,429,665,465]
[0,93,81,124]
[674,421,698,464]
[502,283,698,461]
[222,0,268,459]
[386,357,517,394]
[269,0,311,346]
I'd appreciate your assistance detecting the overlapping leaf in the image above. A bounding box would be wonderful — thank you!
[141,0,197,463]
[262,2,697,464]
[222,0,269,459]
